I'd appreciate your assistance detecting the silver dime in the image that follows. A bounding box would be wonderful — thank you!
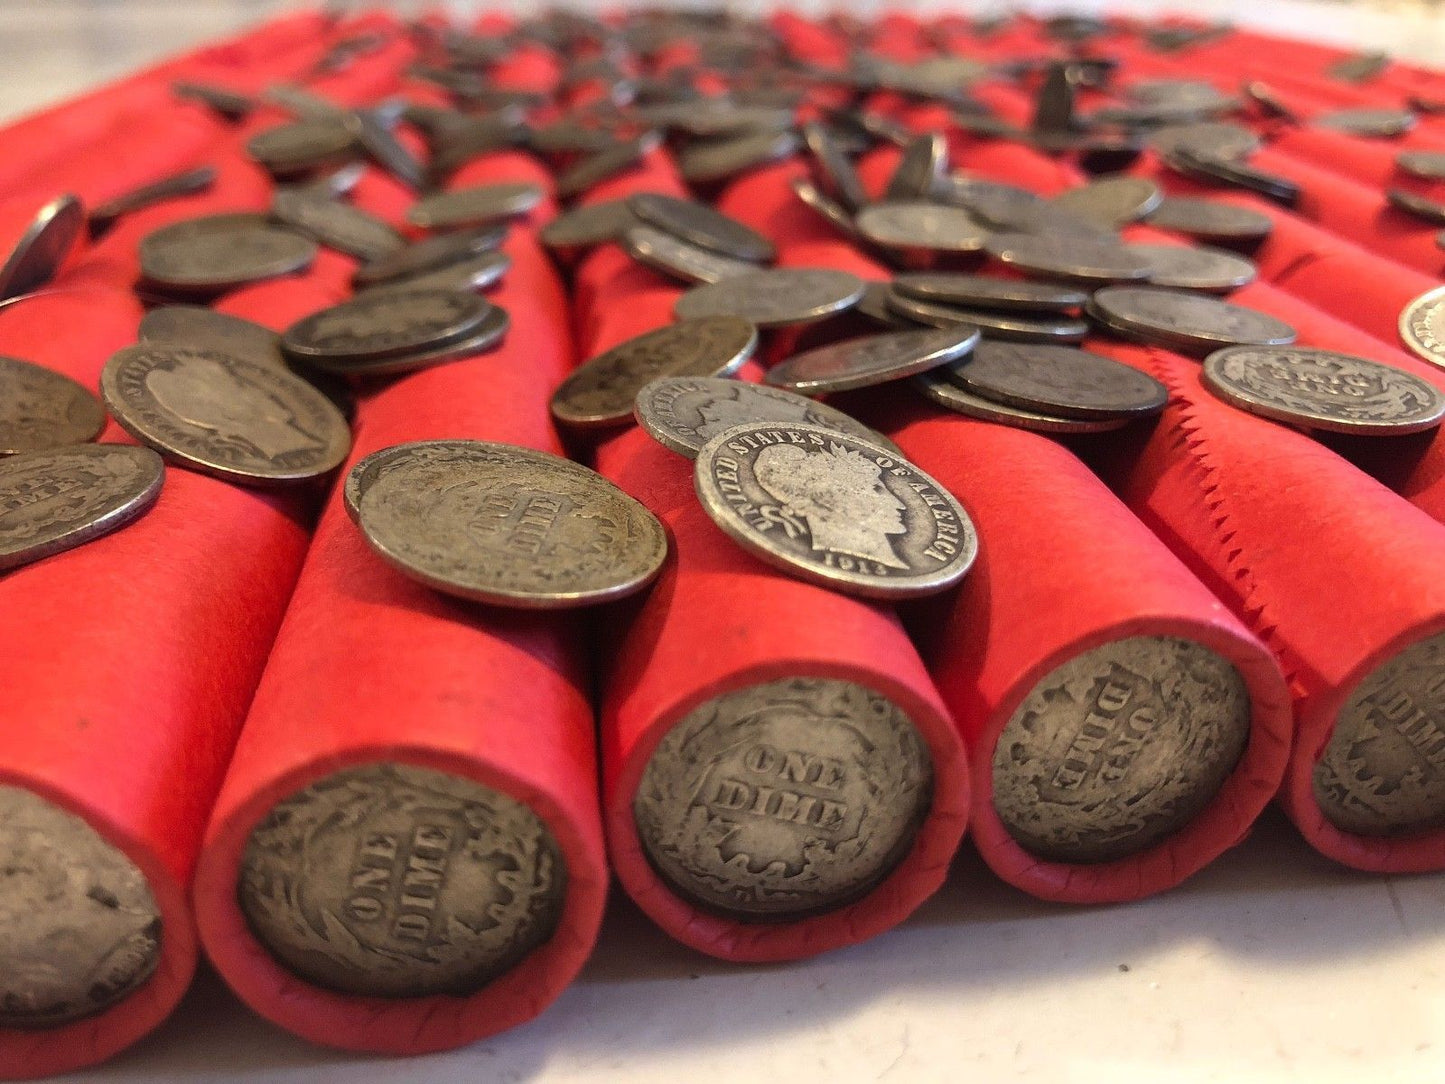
[0,356,105,455]
[555,131,661,199]
[1386,187,1445,226]
[0,444,163,570]
[634,375,900,459]
[101,343,350,485]
[886,290,1089,343]
[140,306,294,374]
[802,121,869,211]
[1127,243,1258,292]
[271,188,404,262]
[139,217,317,294]
[300,305,509,377]
[1089,286,1297,355]
[765,325,979,395]
[891,273,1087,313]
[0,195,84,301]
[1143,196,1274,242]
[358,251,510,297]
[539,200,635,251]
[855,202,990,253]
[694,421,977,598]
[854,280,913,328]
[789,177,860,239]
[992,636,1250,864]
[281,289,494,365]
[628,193,775,262]
[239,762,566,998]
[884,132,947,202]
[1396,151,1445,182]
[674,268,865,328]
[407,182,545,229]
[352,224,508,287]
[911,369,1132,434]
[342,442,413,524]
[347,108,425,190]
[622,225,758,285]
[985,232,1155,284]
[1203,345,1445,435]
[245,119,357,177]
[677,128,800,184]
[0,786,162,1027]
[1314,107,1416,138]
[1050,177,1162,228]
[551,316,756,428]
[632,677,933,918]
[353,439,667,607]
[88,166,217,235]
[1148,120,1261,160]
[952,341,1168,420]
[1400,285,1445,369]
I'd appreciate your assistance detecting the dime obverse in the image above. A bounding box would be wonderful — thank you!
[0,355,105,455]
[1400,284,1445,369]
[952,340,1169,420]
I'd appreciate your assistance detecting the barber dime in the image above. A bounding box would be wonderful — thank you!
[912,369,1132,434]
[271,188,404,262]
[765,325,979,395]
[991,636,1251,863]
[1088,286,1296,354]
[239,763,566,997]
[139,216,317,294]
[1204,345,1445,435]
[633,677,933,917]
[101,343,350,485]
[694,421,977,598]
[539,200,635,252]
[854,202,991,252]
[628,193,775,262]
[951,341,1169,420]
[674,268,865,327]
[140,305,286,368]
[407,182,544,229]
[1144,196,1273,242]
[1399,284,1445,369]
[352,440,667,607]
[0,355,105,455]
[0,444,163,570]
[281,289,495,366]
[622,225,759,285]
[985,232,1155,284]
[352,224,508,287]
[0,194,84,301]
[1128,243,1257,292]
[1050,176,1162,228]
[891,272,1087,313]
[551,316,755,428]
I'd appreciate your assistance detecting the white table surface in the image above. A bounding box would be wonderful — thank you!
[8,2,1445,1082]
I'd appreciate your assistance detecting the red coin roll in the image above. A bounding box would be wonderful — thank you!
[0,288,313,1079]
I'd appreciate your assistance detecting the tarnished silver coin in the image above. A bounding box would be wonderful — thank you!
[802,120,868,211]
[0,786,162,1026]
[952,341,1169,420]
[622,225,758,285]
[985,232,1155,284]
[139,216,317,294]
[891,273,1087,313]
[694,421,976,598]
[1148,120,1261,161]
[408,182,545,229]
[347,108,425,190]
[992,636,1250,864]
[538,199,635,251]
[855,202,991,253]
[886,290,1089,343]
[352,224,507,287]
[1203,345,1445,435]
[239,762,566,997]
[359,251,510,297]
[765,325,979,395]
[632,677,933,918]
[1400,285,1445,369]
[1314,631,1445,836]
[88,166,217,236]
[911,369,1132,434]
[0,444,163,570]
[353,439,667,607]
[551,316,755,428]
[1089,286,1297,354]
[1386,187,1445,226]
[1127,243,1257,292]
[884,132,947,202]
[139,306,287,370]
[674,268,865,328]
[282,289,494,365]
[1396,151,1445,182]
[271,188,404,262]
[1314,107,1416,138]
[309,305,510,377]
[101,343,349,485]
[677,128,800,184]
[628,193,775,262]
[1143,196,1274,242]
[634,376,900,459]
[0,356,105,455]
[0,195,84,301]
[789,177,860,239]
[245,119,357,177]
[1050,177,1162,229]
[555,131,661,199]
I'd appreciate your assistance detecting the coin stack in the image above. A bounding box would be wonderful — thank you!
[3,6,1445,1077]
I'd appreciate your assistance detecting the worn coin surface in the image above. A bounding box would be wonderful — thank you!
[271,188,404,262]
[0,444,164,570]
[282,289,494,365]
[1386,187,1445,226]
[911,369,1132,434]
[408,182,545,229]
[312,305,509,376]
[352,224,508,287]
[1148,120,1261,161]
[0,195,84,300]
[1314,107,1417,138]
[1050,176,1162,228]
[139,217,317,293]
[359,251,511,297]
[1089,286,1297,354]
[101,343,349,485]
[634,376,900,458]
[632,677,933,918]
[694,421,977,598]
[622,225,759,285]
[992,636,1251,864]
[538,200,635,251]
[1144,196,1274,242]
[891,272,1087,313]
[354,440,667,606]
[855,202,991,252]
[952,341,1169,420]
[674,268,864,327]
[1203,345,1445,434]
[1127,243,1258,292]
[677,128,800,184]
[551,316,756,427]
[628,193,775,262]
[886,291,1089,342]
[1315,631,1445,835]
[765,326,980,394]
[1396,150,1445,182]
[1400,285,1445,368]
[239,762,566,997]
[139,306,287,370]
[985,232,1155,284]
[245,119,357,176]
[0,786,163,1026]
[0,356,106,455]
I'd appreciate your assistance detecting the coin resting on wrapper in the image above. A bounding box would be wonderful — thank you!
[238,763,566,998]
[0,785,162,1027]
[0,355,106,455]
[992,637,1251,863]
[764,325,980,395]
[632,677,933,919]
[674,268,866,328]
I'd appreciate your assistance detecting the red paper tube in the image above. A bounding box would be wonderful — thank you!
[0,287,312,1078]
[1081,337,1445,872]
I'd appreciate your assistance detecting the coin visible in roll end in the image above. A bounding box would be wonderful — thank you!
[239,763,566,998]
[0,785,163,1027]
[633,677,933,919]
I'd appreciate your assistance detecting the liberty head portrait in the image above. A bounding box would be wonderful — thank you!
[753,441,909,570]
[146,356,325,460]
